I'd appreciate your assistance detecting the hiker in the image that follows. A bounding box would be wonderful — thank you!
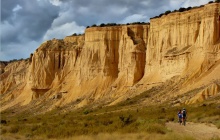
[182,108,187,126]
[177,110,182,125]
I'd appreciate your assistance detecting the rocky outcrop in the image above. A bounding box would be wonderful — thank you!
[0,60,29,95]
[1,3,220,111]
[118,25,149,86]
[29,25,150,100]
[186,83,220,104]
[144,3,220,83]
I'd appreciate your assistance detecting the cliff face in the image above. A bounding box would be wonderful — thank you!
[24,25,149,108]
[144,3,220,82]
[1,3,220,111]
[30,37,84,94]
[0,60,28,95]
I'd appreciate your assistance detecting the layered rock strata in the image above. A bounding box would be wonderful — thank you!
[1,3,220,110]
[144,3,220,83]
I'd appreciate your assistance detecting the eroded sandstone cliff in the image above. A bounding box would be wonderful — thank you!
[1,3,220,111]
[144,3,220,83]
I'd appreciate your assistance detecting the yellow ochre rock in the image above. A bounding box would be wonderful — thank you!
[1,3,220,111]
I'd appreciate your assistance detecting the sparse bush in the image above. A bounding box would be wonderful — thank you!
[9,125,19,133]
[100,23,105,27]
[83,109,90,115]
[159,13,164,17]
[106,23,117,26]
[92,24,97,27]
[164,10,171,15]
[179,7,186,12]
[186,7,192,10]
[119,115,133,126]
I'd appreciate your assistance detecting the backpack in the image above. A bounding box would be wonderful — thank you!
[178,113,182,118]
[182,110,186,117]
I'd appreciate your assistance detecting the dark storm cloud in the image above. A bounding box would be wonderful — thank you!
[1,0,59,60]
[1,0,59,44]
[1,0,21,21]
[58,0,170,26]
[1,0,210,60]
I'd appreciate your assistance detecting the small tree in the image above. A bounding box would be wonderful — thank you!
[72,33,77,36]
[159,13,164,17]
[164,10,171,15]
[179,7,186,12]
[91,24,97,27]
[100,23,105,27]
[186,7,192,10]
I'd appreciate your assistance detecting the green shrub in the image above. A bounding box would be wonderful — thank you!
[91,24,97,27]
[83,110,90,115]
[179,7,186,12]
[164,10,171,15]
[119,115,133,126]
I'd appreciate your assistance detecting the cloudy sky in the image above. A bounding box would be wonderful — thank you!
[1,0,210,61]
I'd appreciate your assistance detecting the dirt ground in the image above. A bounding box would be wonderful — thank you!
[166,122,220,140]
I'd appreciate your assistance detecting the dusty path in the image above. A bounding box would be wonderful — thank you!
[166,122,220,140]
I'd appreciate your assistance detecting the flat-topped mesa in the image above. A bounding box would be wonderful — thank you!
[1,3,220,110]
[79,25,149,84]
[81,26,122,80]
[29,25,150,101]
[144,3,220,82]
[64,35,85,45]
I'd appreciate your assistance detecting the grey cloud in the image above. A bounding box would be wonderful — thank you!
[1,0,206,61]
[0,41,39,60]
[1,0,59,44]
[1,0,22,21]
[1,0,60,60]
[58,0,171,26]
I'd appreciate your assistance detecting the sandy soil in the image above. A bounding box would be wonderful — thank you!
[166,122,220,140]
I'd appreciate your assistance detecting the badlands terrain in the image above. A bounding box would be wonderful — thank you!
[1,1,220,140]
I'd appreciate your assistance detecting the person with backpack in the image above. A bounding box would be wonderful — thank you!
[182,108,187,126]
[177,110,182,125]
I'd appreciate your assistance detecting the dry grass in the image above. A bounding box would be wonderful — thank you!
[57,132,196,140]
[1,102,219,139]
[0,132,196,140]
[1,86,219,140]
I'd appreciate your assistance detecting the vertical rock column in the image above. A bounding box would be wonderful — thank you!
[118,25,149,86]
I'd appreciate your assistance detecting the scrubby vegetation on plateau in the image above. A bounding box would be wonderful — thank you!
[150,1,219,19]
